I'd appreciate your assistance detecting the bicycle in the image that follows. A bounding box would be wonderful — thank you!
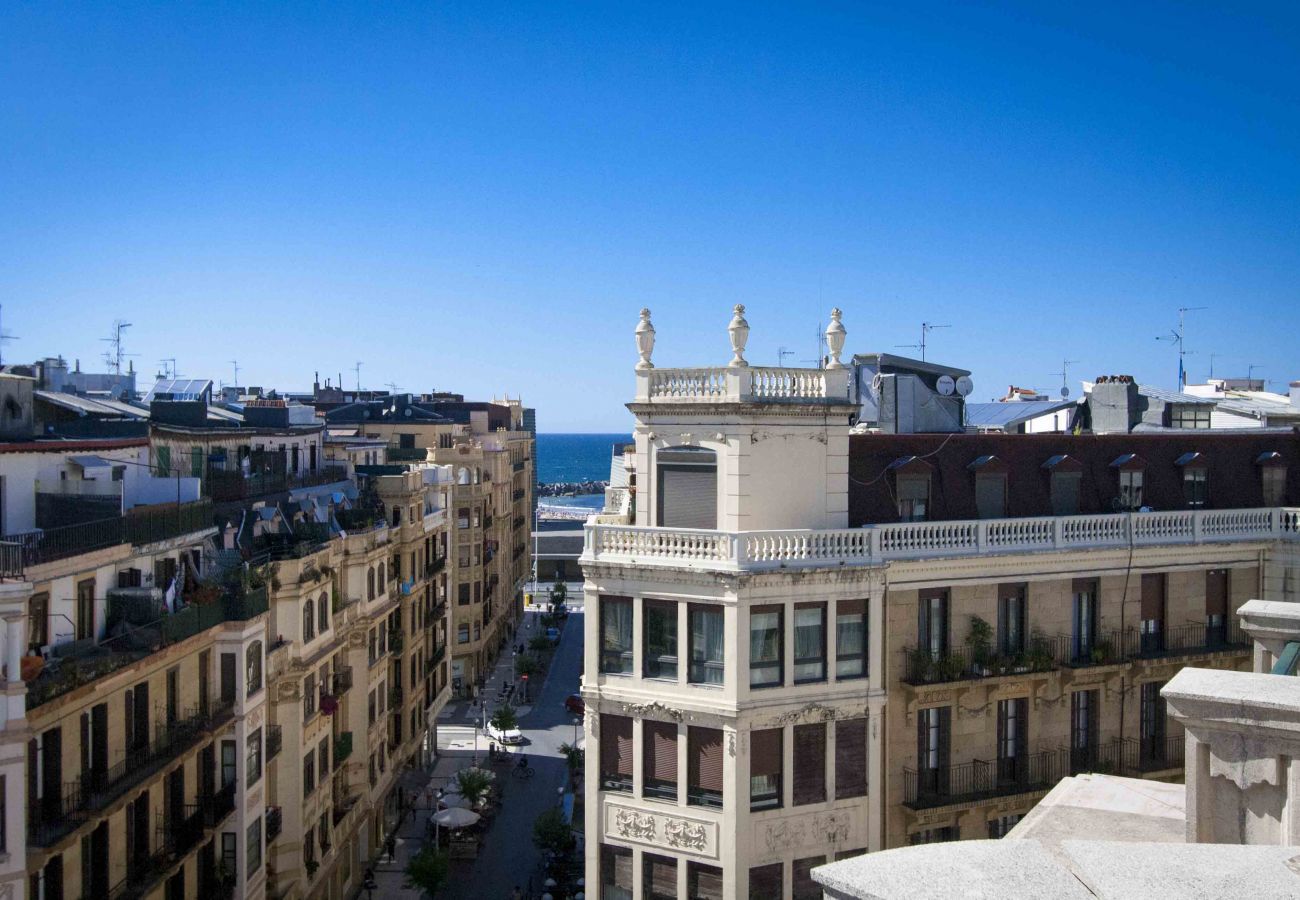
[512,765,535,779]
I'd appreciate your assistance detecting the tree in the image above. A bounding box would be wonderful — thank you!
[489,704,518,732]
[549,578,567,610]
[559,742,584,785]
[532,807,574,857]
[405,848,450,898]
[515,654,541,678]
[529,635,552,653]
[454,767,496,807]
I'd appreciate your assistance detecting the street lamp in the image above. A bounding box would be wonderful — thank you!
[572,717,580,747]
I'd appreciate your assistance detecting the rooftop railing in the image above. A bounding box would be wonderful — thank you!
[2,500,215,568]
[639,365,849,404]
[583,507,1300,572]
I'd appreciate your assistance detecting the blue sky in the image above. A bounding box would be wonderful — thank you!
[2,2,1297,431]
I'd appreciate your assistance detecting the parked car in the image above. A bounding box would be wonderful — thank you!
[488,724,525,745]
[564,693,585,715]
[546,626,560,643]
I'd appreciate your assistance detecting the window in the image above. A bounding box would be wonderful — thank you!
[897,474,929,521]
[318,591,329,633]
[155,445,171,477]
[368,691,376,725]
[1070,689,1099,773]
[303,599,315,642]
[1071,580,1098,662]
[1263,465,1286,506]
[600,844,632,900]
[749,863,782,900]
[303,752,316,797]
[1050,471,1081,515]
[458,582,471,605]
[975,472,1007,519]
[75,579,94,642]
[1206,569,1229,647]
[687,726,724,808]
[988,813,1023,838]
[916,706,951,801]
[689,604,725,685]
[596,596,632,675]
[643,600,678,680]
[246,817,262,882]
[378,562,386,587]
[997,585,1026,657]
[643,721,678,801]
[793,856,825,900]
[793,604,826,683]
[1183,467,1208,507]
[457,624,469,644]
[28,592,48,652]
[248,729,263,786]
[1169,404,1211,429]
[792,723,826,805]
[1139,680,1168,766]
[835,717,868,800]
[1140,574,1166,655]
[221,740,237,787]
[910,825,958,844]
[835,599,866,679]
[749,728,782,811]
[303,674,317,721]
[688,863,723,900]
[599,714,633,793]
[656,447,717,529]
[1118,469,1143,510]
[368,568,376,601]
[918,590,948,659]
[319,737,330,779]
[749,606,783,688]
[246,641,263,697]
[996,697,1028,784]
[643,854,676,900]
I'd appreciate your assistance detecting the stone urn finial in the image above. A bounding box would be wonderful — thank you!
[635,308,655,370]
[825,308,847,369]
[728,304,750,368]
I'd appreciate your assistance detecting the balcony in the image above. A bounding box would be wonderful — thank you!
[390,683,404,706]
[513,515,525,530]
[332,794,359,827]
[512,489,526,501]
[267,724,283,761]
[484,514,494,528]
[1066,735,1186,777]
[205,465,349,503]
[334,731,354,766]
[903,749,1063,809]
[513,460,525,472]
[389,627,405,653]
[201,781,237,826]
[162,805,207,859]
[333,666,354,695]
[902,637,1064,686]
[582,507,1300,573]
[426,556,446,577]
[3,500,215,568]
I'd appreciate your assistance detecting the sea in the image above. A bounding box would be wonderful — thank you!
[536,433,632,515]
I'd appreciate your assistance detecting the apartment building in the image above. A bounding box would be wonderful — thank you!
[579,308,1300,899]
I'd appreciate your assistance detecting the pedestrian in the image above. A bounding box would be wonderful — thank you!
[385,835,396,862]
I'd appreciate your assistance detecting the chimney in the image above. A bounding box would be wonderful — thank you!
[1090,375,1141,434]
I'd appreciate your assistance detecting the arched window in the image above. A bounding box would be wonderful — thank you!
[368,567,376,601]
[378,563,386,588]
[246,640,264,696]
[318,591,329,632]
[303,599,315,641]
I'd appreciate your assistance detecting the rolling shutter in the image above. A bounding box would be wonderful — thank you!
[644,721,678,785]
[751,728,782,780]
[689,727,723,793]
[1141,574,1165,621]
[601,715,633,779]
[792,723,826,805]
[690,864,724,900]
[749,863,783,900]
[1206,569,1229,617]
[643,854,677,900]
[659,466,717,529]
[835,718,867,799]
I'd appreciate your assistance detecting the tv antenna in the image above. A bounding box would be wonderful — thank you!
[1247,363,1264,383]
[1155,306,1206,389]
[100,320,136,374]
[896,322,950,362]
[353,361,363,392]
[229,360,240,389]
[159,358,178,379]
[0,304,18,365]
[1050,359,1081,398]
[777,347,795,368]
[385,381,400,394]
[1208,352,1224,380]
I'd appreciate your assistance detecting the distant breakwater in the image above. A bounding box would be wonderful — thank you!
[537,480,608,497]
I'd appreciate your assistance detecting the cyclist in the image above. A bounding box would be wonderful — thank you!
[516,752,529,773]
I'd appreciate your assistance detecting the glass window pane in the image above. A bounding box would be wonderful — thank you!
[690,605,725,685]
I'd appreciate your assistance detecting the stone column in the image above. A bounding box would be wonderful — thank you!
[5,613,24,684]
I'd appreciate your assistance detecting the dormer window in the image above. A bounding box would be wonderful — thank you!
[1176,452,1208,508]
[968,455,1007,519]
[1258,452,1287,506]
[1110,454,1145,511]
[1042,455,1083,515]
[890,457,932,522]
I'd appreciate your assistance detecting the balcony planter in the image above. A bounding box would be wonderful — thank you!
[320,694,339,716]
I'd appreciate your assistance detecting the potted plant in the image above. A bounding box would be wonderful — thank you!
[1091,639,1113,665]
[937,652,966,682]
[965,616,994,676]
[404,848,450,898]
[1026,630,1055,672]
[906,646,935,683]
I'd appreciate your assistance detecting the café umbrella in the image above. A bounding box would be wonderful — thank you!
[431,806,481,844]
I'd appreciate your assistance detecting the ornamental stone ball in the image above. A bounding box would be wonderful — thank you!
[728,304,750,368]
[825,308,847,369]
[635,308,655,370]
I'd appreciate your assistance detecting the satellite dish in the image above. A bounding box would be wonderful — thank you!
[870,372,884,394]
[1061,386,1070,398]
[936,375,956,396]
[955,376,974,397]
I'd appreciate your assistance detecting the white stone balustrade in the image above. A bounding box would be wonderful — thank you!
[582,507,1300,572]
[636,365,851,404]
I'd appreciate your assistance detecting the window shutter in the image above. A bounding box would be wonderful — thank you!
[1140,574,1165,621]
[643,854,677,899]
[898,475,928,500]
[937,707,951,768]
[690,864,724,900]
[1206,570,1229,617]
[835,718,867,799]
[751,728,782,778]
[792,723,826,805]
[659,467,717,529]
[690,727,724,793]
[975,473,1006,518]
[644,721,678,784]
[793,856,826,900]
